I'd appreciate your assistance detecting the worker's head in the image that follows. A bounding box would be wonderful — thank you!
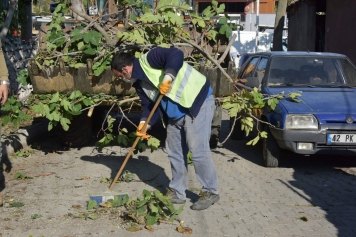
[111,52,135,83]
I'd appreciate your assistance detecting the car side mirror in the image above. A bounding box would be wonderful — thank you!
[245,77,260,88]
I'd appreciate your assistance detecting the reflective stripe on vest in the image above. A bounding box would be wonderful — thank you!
[139,52,206,108]
[140,80,159,102]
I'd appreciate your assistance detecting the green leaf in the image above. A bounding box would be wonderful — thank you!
[48,122,53,131]
[77,42,85,50]
[149,202,158,213]
[246,136,260,146]
[60,99,71,111]
[90,37,99,46]
[147,137,160,152]
[260,131,268,138]
[88,30,102,38]
[129,13,137,22]
[31,214,43,219]
[136,199,148,208]
[140,13,162,23]
[145,213,157,225]
[117,134,128,146]
[50,92,60,103]
[69,90,82,100]
[197,19,206,28]
[72,33,83,42]
[87,213,98,220]
[216,3,225,13]
[83,98,92,106]
[225,25,232,38]
[142,189,151,199]
[202,6,212,17]
[73,63,85,69]
[219,17,228,25]
[83,33,90,43]
[166,12,184,26]
[10,202,24,207]
[60,117,71,131]
[219,24,227,35]
[87,200,98,210]
[84,48,96,55]
[52,111,61,122]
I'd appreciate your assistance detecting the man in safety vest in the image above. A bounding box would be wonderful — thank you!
[111,47,219,210]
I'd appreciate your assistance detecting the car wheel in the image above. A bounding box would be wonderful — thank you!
[229,116,245,140]
[263,126,280,167]
[210,103,222,149]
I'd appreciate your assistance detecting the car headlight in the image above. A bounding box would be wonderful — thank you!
[285,114,318,130]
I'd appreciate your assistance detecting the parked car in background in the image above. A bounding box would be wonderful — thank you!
[231,51,356,167]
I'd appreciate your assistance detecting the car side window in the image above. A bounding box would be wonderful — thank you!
[241,57,259,79]
[253,58,268,83]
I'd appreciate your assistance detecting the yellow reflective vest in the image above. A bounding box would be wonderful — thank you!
[139,52,206,108]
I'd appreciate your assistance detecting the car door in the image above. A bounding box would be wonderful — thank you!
[253,57,268,84]
[238,56,260,88]
[239,56,268,88]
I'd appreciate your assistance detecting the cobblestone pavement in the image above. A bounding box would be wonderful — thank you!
[1,112,356,237]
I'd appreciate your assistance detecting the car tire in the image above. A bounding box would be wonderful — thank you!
[57,112,93,147]
[229,116,245,140]
[210,103,222,149]
[263,126,280,167]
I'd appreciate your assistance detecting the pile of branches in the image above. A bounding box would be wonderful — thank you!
[34,0,237,81]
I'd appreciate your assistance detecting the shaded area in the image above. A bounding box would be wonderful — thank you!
[219,113,356,237]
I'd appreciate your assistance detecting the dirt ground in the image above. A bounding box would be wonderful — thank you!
[0,119,191,237]
[1,113,356,237]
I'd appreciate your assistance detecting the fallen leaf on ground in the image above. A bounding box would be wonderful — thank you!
[31,214,43,219]
[36,173,54,177]
[86,213,98,220]
[99,202,112,208]
[177,225,193,234]
[10,202,24,207]
[72,205,81,209]
[126,224,142,232]
[145,225,154,232]
[300,216,308,222]
[76,176,90,180]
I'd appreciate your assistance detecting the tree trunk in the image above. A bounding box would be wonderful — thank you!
[108,0,116,15]
[272,0,287,51]
[0,0,18,39]
[71,0,86,20]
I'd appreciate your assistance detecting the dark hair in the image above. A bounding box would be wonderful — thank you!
[111,52,135,72]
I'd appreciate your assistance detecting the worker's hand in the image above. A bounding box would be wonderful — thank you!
[159,75,173,95]
[0,84,9,105]
[136,121,151,140]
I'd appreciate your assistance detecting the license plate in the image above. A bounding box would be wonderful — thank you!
[327,134,356,144]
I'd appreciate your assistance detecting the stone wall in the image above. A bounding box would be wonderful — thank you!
[1,36,38,100]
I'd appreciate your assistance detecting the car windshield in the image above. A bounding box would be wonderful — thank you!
[267,56,356,87]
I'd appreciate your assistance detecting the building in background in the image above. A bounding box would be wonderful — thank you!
[287,0,356,64]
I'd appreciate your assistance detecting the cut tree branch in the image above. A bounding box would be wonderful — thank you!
[70,7,116,46]
[176,34,237,84]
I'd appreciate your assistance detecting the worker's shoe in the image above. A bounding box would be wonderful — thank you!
[165,188,186,204]
[191,191,220,210]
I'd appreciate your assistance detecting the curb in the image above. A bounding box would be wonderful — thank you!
[1,120,49,158]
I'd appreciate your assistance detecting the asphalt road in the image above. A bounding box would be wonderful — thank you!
[1,111,356,237]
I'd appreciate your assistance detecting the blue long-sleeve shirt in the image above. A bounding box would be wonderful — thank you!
[131,47,212,125]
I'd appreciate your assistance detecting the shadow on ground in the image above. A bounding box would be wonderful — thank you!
[80,154,171,195]
[218,117,356,237]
